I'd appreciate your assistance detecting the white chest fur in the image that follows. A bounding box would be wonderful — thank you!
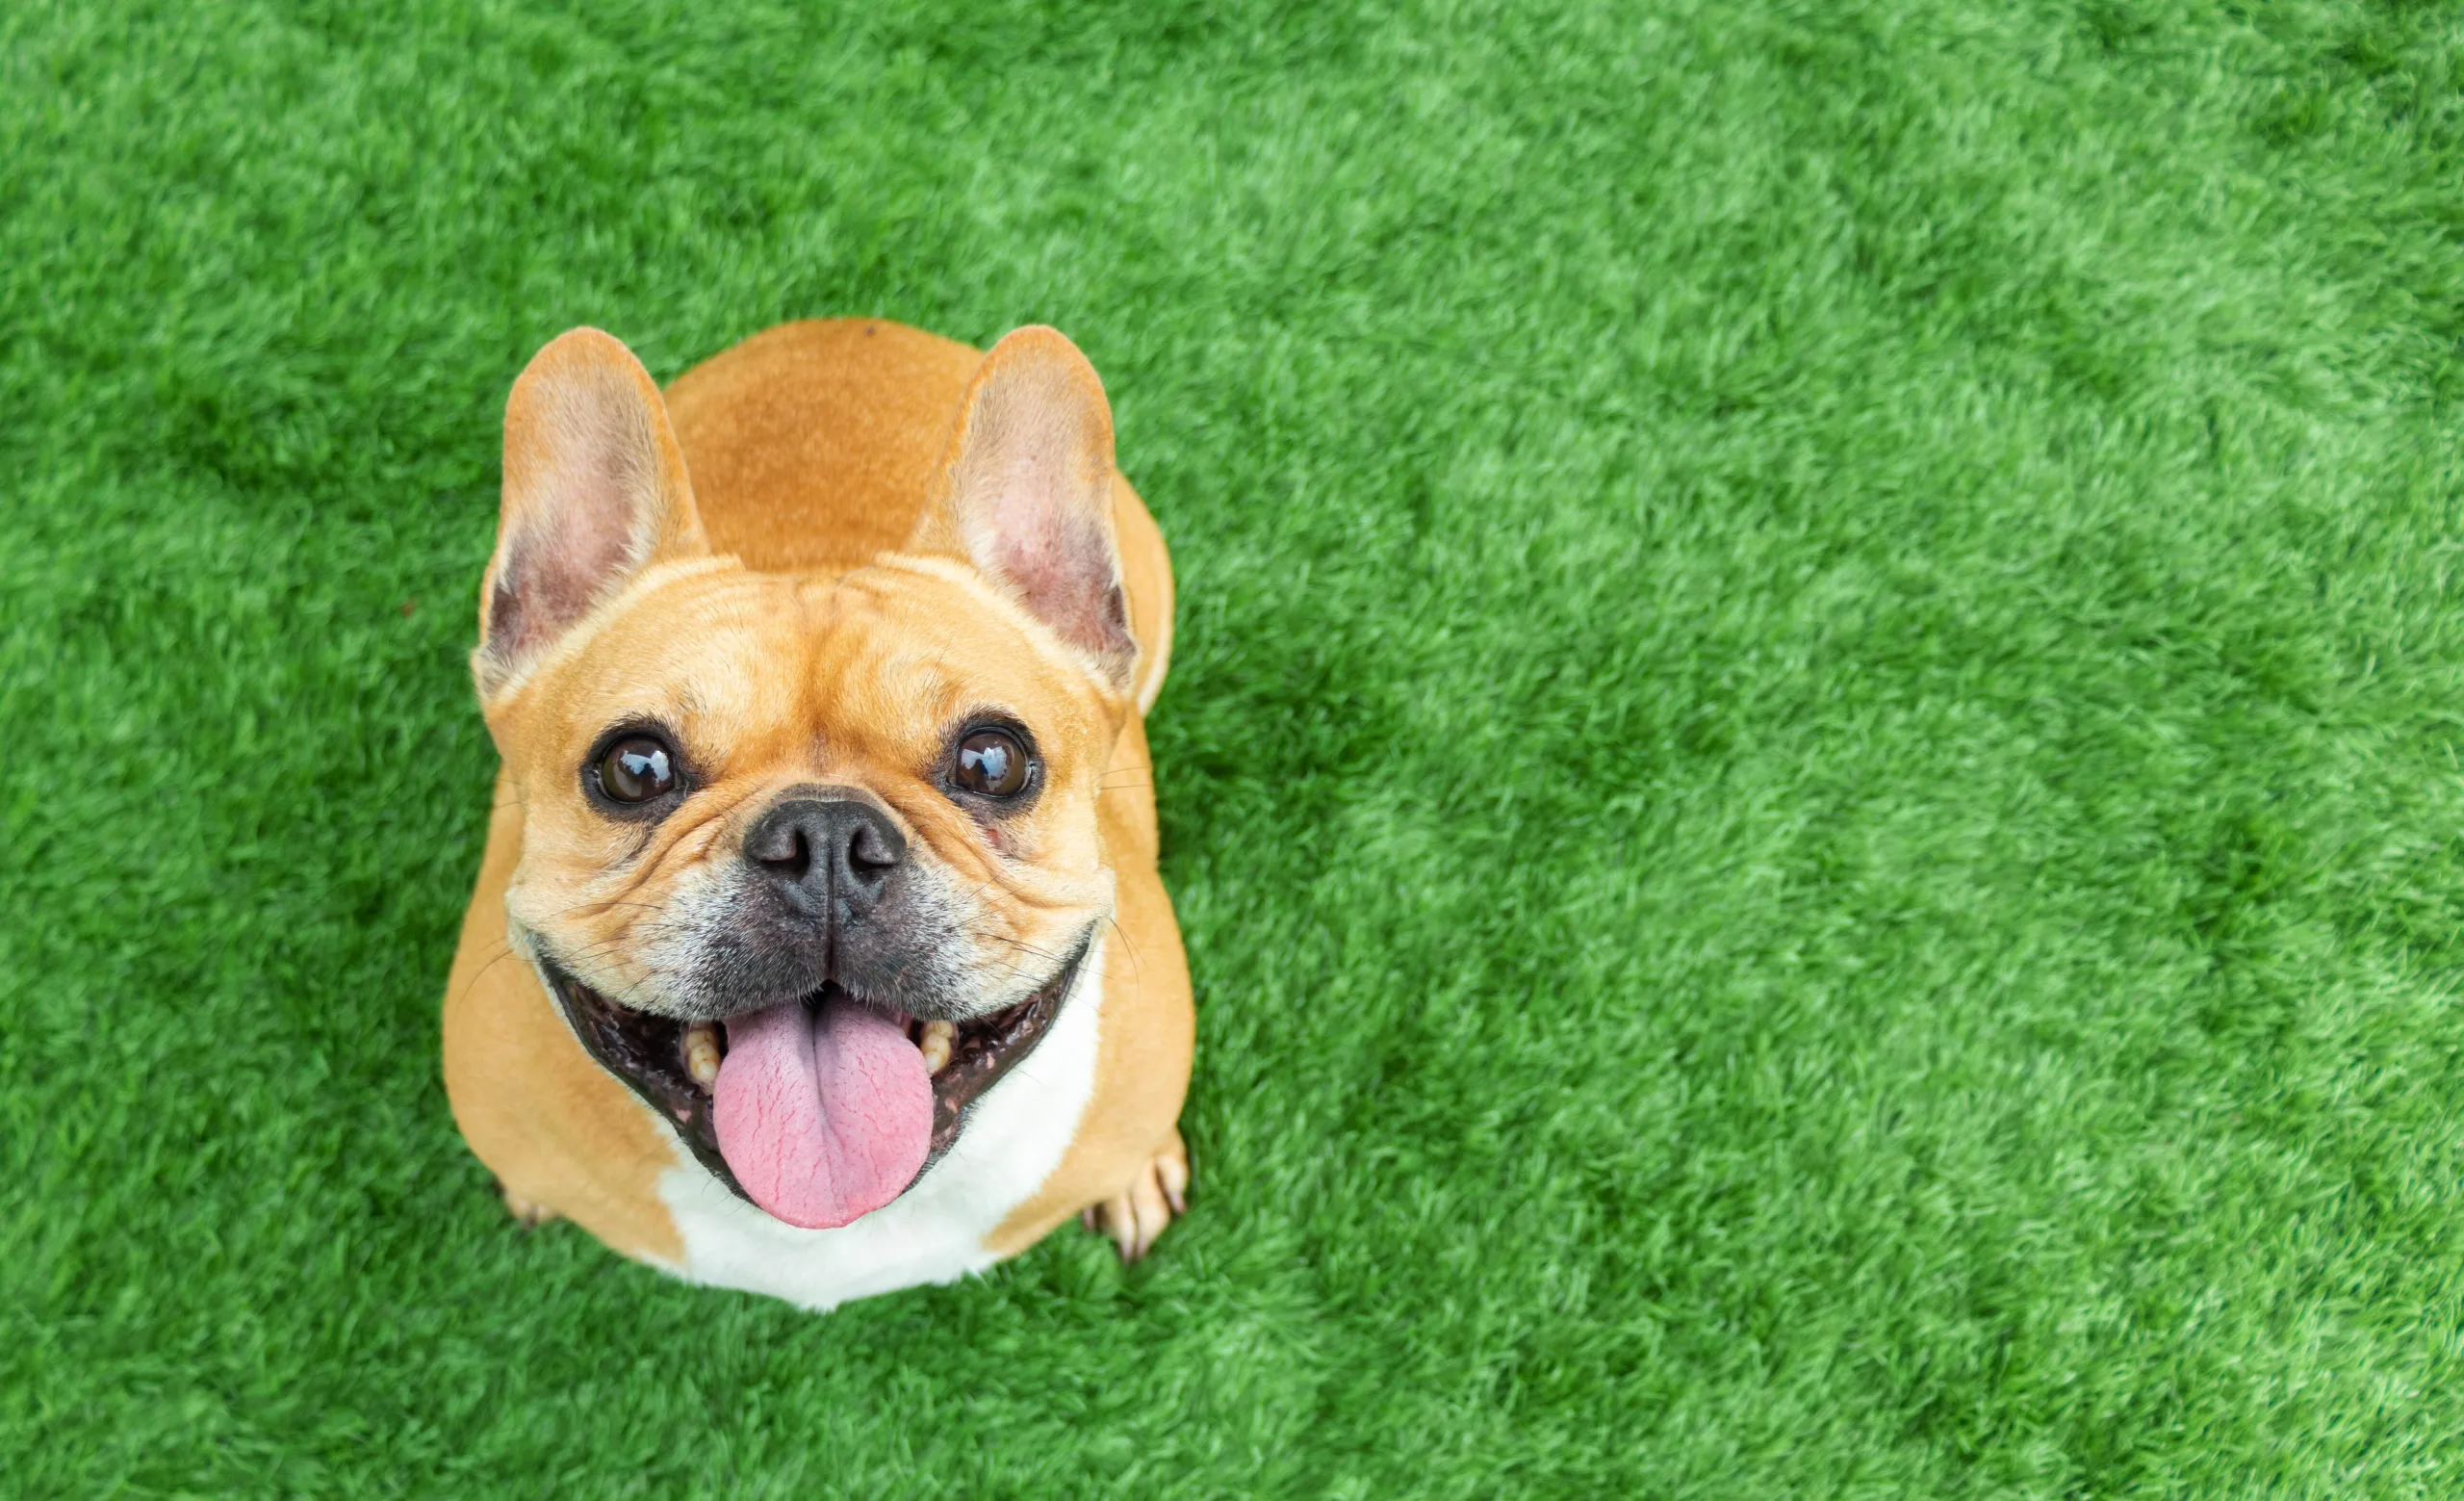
[648,930,1107,1310]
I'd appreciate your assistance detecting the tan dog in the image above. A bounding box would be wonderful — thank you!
[441,320,1193,1309]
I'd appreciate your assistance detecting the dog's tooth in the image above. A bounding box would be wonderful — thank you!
[918,1020,956,1076]
[683,1022,723,1089]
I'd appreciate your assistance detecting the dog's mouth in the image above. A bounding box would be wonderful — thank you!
[538,939,1084,1228]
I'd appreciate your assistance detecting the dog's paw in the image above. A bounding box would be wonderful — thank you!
[499,1183,561,1229]
[1080,1128,1189,1262]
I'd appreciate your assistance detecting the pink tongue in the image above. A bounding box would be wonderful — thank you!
[712,996,933,1229]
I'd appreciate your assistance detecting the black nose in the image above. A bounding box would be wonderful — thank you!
[744,793,907,919]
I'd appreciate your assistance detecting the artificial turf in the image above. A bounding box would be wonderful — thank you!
[6,0,2464,1493]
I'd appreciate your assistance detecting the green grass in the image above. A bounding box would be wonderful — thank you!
[6,0,2464,1493]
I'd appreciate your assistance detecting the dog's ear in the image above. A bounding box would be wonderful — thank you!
[915,326,1137,691]
[475,327,706,696]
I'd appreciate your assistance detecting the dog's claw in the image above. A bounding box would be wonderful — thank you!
[1157,1145,1190,1218]
[500,1183,561,1229]
[1085,1129,1189,1263]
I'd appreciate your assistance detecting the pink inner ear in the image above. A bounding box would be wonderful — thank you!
[484,335,683,676]
[945,332,1136,675]
[993,509,1132,663]
[486,516,634,663]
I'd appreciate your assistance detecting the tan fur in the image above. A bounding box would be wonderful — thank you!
[442,320,1193,1278]
[444,771,685,1261]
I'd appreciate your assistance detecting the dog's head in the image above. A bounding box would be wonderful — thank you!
[472,326,1138,1230]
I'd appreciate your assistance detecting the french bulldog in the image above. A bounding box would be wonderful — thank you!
[441,319,1193,1310]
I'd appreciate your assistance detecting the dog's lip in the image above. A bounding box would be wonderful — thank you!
[535,942,1089,1215]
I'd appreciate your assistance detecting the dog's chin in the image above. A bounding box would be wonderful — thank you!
[534,940,1089,1216]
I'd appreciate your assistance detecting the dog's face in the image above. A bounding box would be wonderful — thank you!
[472,327,1138,1231]
[497,557,1121,1027]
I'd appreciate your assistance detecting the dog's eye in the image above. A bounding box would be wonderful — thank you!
[954,729,1029,797]
[598,736,678,803]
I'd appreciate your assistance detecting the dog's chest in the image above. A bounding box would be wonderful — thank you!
[651,932,1108,1309]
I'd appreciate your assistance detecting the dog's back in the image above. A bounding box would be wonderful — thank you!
[663,320,1174,707]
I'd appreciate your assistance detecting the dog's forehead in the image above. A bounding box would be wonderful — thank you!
[533,562,1105,760]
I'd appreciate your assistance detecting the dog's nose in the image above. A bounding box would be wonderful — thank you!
[744,794,906,919]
